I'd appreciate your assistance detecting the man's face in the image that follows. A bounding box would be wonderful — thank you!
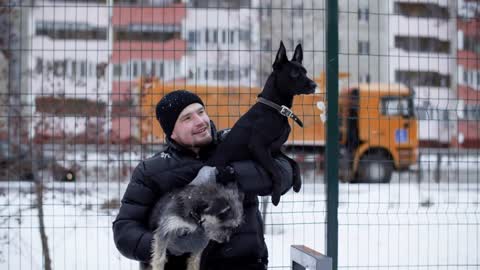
[171,103,212,150]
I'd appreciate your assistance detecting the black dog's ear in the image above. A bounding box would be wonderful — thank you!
[273,41,288,70]
[292,43,303,63]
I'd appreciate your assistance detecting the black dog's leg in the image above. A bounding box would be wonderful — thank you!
[248,138,282,206]
[279,152,302,192]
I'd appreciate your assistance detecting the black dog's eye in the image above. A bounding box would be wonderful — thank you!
[291,69,300,78]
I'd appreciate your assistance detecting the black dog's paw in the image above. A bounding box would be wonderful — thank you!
[271,193,280,206]
[271,181,281,206]
[292,169,302,193]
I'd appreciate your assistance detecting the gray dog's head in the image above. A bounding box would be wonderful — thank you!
[195,184,244,243]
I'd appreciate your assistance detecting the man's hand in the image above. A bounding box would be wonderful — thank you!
[190,165,236,186]
[215,165,236,185]
[167,227,209,256]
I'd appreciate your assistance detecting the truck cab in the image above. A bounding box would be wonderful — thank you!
[339,83,418,183]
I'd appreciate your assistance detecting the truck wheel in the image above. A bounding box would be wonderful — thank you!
[357,152,393,183]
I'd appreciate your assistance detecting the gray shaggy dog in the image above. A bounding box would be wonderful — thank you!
[148,183,243,270]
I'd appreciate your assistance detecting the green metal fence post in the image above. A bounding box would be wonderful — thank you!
[325,0,339,270]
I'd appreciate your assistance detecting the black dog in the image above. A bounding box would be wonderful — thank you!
[206,41,317,205]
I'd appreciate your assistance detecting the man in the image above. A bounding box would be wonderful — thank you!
[113,90,295,270]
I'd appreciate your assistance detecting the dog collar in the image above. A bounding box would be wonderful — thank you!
[257,97,304,127]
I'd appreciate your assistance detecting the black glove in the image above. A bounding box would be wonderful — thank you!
[215,165,236,185]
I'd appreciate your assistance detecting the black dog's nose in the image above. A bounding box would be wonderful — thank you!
[309,81,317,89]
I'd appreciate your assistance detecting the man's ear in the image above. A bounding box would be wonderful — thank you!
[292,43,303,63]
[272,41,288,70]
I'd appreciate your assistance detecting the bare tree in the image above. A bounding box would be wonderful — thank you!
[1,1,52,269]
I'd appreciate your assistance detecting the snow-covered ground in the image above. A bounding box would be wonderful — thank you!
[0,166,478,270]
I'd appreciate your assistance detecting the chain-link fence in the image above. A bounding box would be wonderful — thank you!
[0,0,478,269]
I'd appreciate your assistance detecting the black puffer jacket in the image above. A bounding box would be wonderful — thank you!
[112,127,294,269]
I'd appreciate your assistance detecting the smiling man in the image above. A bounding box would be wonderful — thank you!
[113,89,296,270]
[171,103,212,154]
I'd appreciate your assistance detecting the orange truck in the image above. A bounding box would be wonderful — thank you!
[139,79,418,183]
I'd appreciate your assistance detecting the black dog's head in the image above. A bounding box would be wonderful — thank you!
[271,41,317,96]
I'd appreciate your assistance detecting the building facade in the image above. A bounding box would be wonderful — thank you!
[456,0,480,147]
[256,0,389,91]
[111,1,187,143]
[29,0,110,144]
[389,0,458,146]
[182,0,259,87]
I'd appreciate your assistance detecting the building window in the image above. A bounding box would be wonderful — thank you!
[205,70,208,80]
[464,105,480,120]
[71,61,76,78]
[35,58,43,73]
[113,64,122,77]
[358,41,369,55]
[230,30,235,44]
[54,61,66,76]
[35,20,107,40]
[215,70,226,80]
[358,7,369,21]
[88,63,94,77]
[228,70,236,80]
[360,73,371,83]
[188,31,196,43]
[124,63,131,78]
[151,62,156,77]
[132,62,138,77]
[141,61,147,75]
[80,62,86,77]
[395,36,450,53]
[395,70,450,87]
[205,29,209,43]
[394,2,449,18]
[158,62,164,78]
[213,30,218,43]
[242,68,250,77]
[239,30,250,42]
[464,36,480,54]
[222,30,226,44]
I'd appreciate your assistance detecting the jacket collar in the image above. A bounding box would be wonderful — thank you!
[166,120,219,159]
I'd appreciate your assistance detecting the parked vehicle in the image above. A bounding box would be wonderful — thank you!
[0,140,76,181]
[338,83,418,183]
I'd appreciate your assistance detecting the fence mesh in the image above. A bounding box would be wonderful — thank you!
[0,0,478,270]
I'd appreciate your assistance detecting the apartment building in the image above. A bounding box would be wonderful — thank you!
[182,0,259,87]
[257,0,389,91]
[29,0,110,144]
[389,0,458,146]
[457,0,480,147]
[111,0,187,143]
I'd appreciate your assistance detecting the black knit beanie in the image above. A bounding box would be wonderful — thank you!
[155,90,204,138]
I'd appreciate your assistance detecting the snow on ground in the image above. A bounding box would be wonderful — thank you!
[0,166,478,270]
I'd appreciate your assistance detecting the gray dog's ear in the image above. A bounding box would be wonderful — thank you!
[292,44,303,63]
[273,41,288,70]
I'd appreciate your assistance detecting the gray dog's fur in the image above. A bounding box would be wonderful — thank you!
[148,183,243,270]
